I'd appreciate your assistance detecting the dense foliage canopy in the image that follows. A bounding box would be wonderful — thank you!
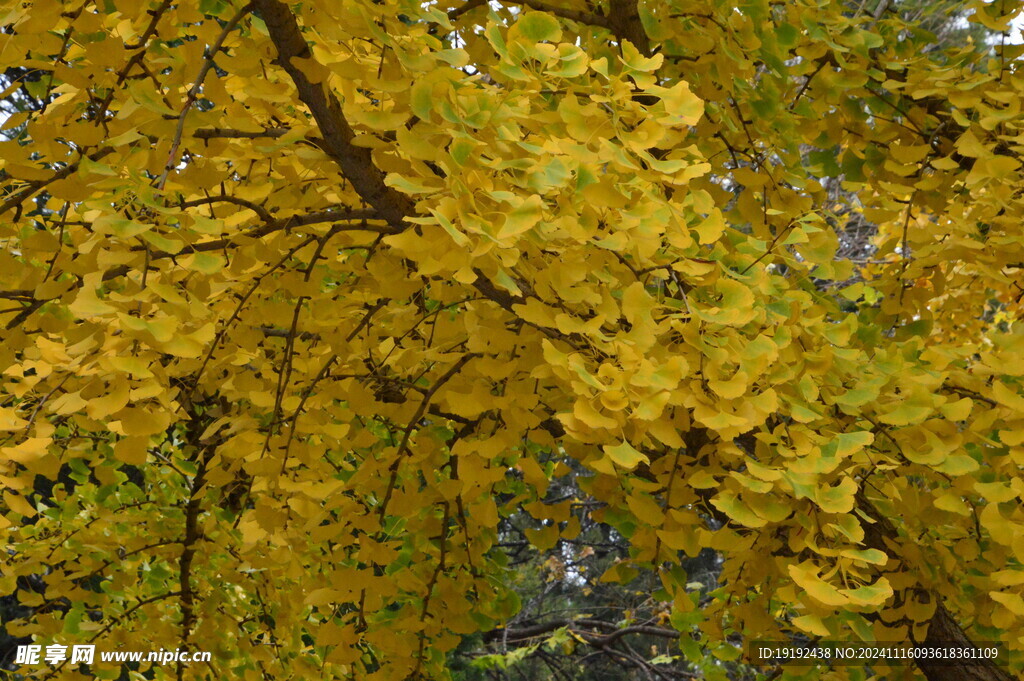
[2,0,1024,680]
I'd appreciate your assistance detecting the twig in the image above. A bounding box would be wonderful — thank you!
[377,353,481,520]
[156,3,254,189]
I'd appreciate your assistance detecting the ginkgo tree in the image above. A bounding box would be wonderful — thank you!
[2,0,1024,680]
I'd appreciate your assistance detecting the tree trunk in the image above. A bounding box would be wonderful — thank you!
[916,604,1014,681]
[858,494,1015,681]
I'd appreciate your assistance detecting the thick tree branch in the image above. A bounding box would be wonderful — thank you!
[193,126,328,153]
[512,0,610,27]
[251,0,415,232]
[607,0,650,55]
[449,0,610,27]
[470,269,525,313]
[253,0,598,337]
[448,0,488,22]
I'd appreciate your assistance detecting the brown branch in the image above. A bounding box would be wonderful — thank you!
[251,0,415,232]
[87,0,175,125]
[448,0,488,22]
[103,207,381,282]
[248,1,599,364]
[179,470,205,650]
[96,591,185,641]
[788,60,827,111]
[170,203,380,248]
[179,194,275,223]
[448,424,484,579]
[0,147,114,218]
[123,0,175,50]
[80,540,183,583]
[518,0,610,27]
[450,0,609,27]
[225,300,388,522]
[38,589,182,680]
[193,126,328,154]
[258,325,318,339]
[0,291,36,301]
[607,0,649,54]
[175,206,380,251]
[193,127,291,140]
[264,228,343,473]
[481,619,679,645]
[188,236,319,398]
[177,411,219,679]
[470,269,525,313]
[156,3,254,189]
[22,373,72,433]
[378,352,481,520]
[285,207,379,229]
[415,501,450,675]
[944,386,996,407]
[4,300,46,331]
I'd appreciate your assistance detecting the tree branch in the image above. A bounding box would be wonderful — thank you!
[193,126,328,153]
[449,0,610,27]
[193,127,290,140]
[110,206,381,278]
[515,0,610,27]
[156,2,253,189]
[251,0,415,232]
[448,0,488,22]
[378,352,481,520]
[0,147,114,219]
[607,0,649,54]
[857,493,1015,681]
[179,195,276,224]
[481,618,679,645]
